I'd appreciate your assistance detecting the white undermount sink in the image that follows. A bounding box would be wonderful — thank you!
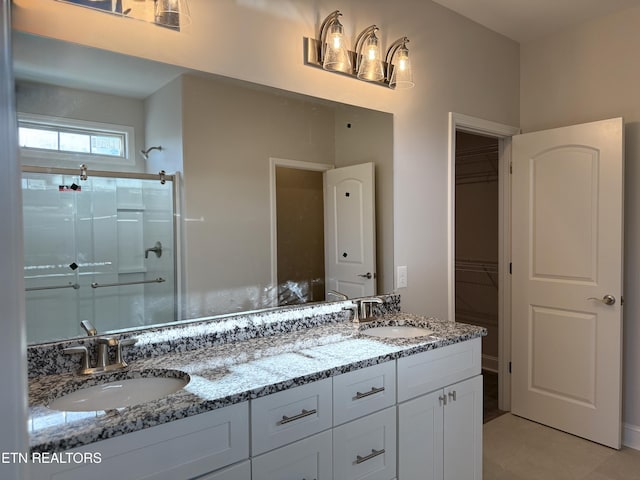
[48,371,190,412]
[361,325,434,339]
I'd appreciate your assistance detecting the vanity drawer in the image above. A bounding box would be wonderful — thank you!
[251,378,332,456]
[397,338,481,402]
[197,460,251,480]
[333,361,396,425]
[333,406,397,480]
[30,402,249,480]
[251,429,332,480]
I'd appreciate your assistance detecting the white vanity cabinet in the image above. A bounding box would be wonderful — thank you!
[30,402,250,480]
[31,337,483,480]
[397,338,483,480]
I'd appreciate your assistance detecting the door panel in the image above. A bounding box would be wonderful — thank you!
[529,306,596,406]
[511,117,624,449]
[324,162,376,298]
[530,147,598,281]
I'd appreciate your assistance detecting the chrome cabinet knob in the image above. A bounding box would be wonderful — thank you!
[587,294,616,306]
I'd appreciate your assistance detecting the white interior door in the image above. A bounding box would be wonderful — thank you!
[324,162,376,299]
[511,117,624,449]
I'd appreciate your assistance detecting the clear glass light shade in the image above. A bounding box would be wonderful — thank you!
[357,34,384,82]
[154,0,191,28]
[389,45,414,89]
[322,21,352,73]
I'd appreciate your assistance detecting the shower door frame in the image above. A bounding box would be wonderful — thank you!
[21,165,181,334]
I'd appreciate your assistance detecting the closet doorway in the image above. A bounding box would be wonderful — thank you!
[454,132,501,420]
[448,113,519,413]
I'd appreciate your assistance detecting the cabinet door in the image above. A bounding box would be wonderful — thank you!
[333,406,396,480]
[444,375,483,480]
[252,430,332,480]
[397,389,444,480]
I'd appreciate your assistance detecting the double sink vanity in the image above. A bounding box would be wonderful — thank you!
[27,295,485,480]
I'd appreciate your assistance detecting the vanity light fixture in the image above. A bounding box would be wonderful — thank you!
[303,12,414,90]
[355,25,384,82]
[56,0,191,30]
[153,0,191,28]
[385,37,414,90]
[319,10,352,73]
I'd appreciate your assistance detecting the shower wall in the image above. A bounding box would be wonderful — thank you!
[23,172,175,343]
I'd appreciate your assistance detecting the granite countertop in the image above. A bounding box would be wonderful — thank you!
[28,312,486,454]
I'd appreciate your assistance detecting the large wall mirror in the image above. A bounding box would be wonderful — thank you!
[12,31,394,345]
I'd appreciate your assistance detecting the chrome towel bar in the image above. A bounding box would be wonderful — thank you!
[91,277,165,289]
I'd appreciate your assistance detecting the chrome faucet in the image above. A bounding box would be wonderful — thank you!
[64,322,137,375]
[357,297,384,321]
[80,319,97,336]
[327,290,349,301]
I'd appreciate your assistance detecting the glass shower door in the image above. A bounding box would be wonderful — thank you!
[23,170,176,343]
[23,172,83,342]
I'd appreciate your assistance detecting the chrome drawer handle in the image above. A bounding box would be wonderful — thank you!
[354,386,385,400]
[277,408,317,426]
[356,448,385,464]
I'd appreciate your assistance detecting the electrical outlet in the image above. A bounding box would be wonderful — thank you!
[397,265,408,289]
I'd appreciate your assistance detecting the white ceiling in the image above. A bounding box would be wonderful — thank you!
[432,0,640,43]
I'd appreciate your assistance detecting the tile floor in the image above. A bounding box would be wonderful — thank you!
[483,414,640,480]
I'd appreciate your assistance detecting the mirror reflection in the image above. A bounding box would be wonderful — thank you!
[13,32,394,345]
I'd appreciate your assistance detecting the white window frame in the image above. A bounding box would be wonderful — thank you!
[18,113,136,167]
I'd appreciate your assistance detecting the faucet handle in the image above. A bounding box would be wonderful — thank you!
[116,337,137,367]
[120,338,137,347]
[63,346,90,373]
[343,302,360,323]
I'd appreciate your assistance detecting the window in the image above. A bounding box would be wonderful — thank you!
[18,114,135,166]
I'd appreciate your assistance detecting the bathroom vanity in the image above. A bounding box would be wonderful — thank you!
[27,296,485,480]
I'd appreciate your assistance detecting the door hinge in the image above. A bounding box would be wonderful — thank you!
[510,161,513,174]
[509,361,512,374]
[509,262,512,274]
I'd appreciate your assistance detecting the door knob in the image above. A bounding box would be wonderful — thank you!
[358,272,373,279]
[587,294,616,306]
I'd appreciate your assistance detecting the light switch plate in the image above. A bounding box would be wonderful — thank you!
[397,265,408,289]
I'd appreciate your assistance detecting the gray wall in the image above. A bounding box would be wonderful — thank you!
[144,76,183,175]
[180,74,336,317]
